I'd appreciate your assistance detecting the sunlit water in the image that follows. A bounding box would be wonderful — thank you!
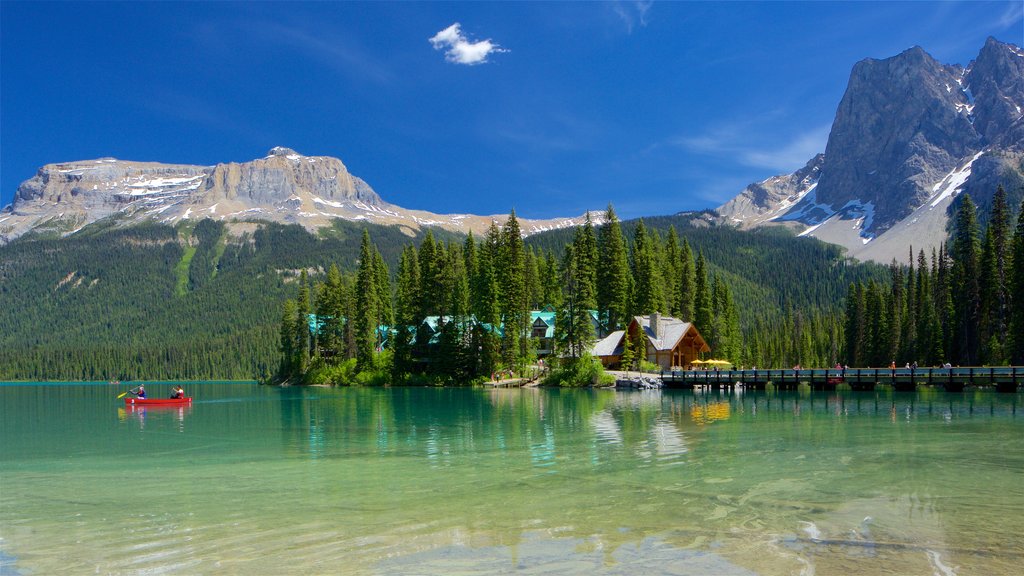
[1,382,1023,575]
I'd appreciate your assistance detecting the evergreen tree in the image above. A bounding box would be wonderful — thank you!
[279,299,299,378]
[317,264,345,358]
[295,270,312,374]
[499,211,528,367]
[979,186,1012,364]
[844,282,864,366]
[597,204,630,330]
[473,224,501,326]
[693,252,712,337]
[392,246,420,378]
[555,242,597,360]
[663,227,682,317]
[887,262,903,363]
[373,250,392,328]
[525,247,543,310]
[630,219,663,315]
[354,229,379,370]
[541,250,562,309]
[678,238,696,321]
[902,248,917,363]
[1010,199,1024,364]
[951,195,982,365]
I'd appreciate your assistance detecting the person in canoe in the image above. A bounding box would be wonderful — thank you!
[170,385,184,399]
[134,384,146,399]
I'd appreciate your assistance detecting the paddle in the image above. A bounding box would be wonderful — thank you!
[117,386,140,399]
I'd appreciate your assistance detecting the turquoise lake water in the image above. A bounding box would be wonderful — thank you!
[1,382,1023,575]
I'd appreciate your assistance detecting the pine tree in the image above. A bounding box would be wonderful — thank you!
[374,250,392,329]
[887,262,903,363]
[355,229,378,370]
[473,224,501,326]
[524,247,543,310]
[392,246,420,378]
[678,238,696,322]
[693,252,712,337]
[556,242,597,360]
[630,219,662,315]
[979,186,1012,364]
[663,227,681,317]
[597,204,630,330]
[902,248,917,363]
[499,211,528,367]
[951,195,982,365]
[844,282,864,366]
[1010,198,1024,364]
[279,299,299,378]
[295,270,312,374]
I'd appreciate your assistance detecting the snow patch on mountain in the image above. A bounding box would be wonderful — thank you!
[928,151,984,207]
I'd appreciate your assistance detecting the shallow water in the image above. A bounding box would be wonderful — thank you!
[1,382,1022,575]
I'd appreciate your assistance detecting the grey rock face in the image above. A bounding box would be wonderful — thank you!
[717,154,824,226]
[0,148,592,244]
[965,37,1024,148]
[816,46,981,233]
[717,37,1023,264]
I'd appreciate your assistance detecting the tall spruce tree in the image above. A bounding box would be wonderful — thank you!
[950,195,982,365]
[630,219,662,315]
[678,238,696,322]
[597,204,630,330]
[354,229,379,370]
[979,186,1012,363]
[499,211,528,367]
[295,270,312,374]
[1010,199,1024,364]
[693,252,712,337]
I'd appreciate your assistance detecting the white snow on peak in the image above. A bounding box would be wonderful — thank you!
[929,151,984,207]
[286,154,301,161]
[313,197,345,209]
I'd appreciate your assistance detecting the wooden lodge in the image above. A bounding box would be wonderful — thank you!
[593,313,710,370]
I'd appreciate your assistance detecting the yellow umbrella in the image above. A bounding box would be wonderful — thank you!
[704,359,733,367]
[689,359,706,364]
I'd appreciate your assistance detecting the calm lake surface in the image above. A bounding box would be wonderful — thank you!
[1,382,1023,575]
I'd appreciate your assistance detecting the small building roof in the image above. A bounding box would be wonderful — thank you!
[631,315,710,353]
[592,330,625,357]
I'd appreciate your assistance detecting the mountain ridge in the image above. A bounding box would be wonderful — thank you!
[0,146,595,244]
[718,36,1024,263]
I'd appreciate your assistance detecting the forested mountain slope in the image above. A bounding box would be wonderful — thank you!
[0,212,886,380]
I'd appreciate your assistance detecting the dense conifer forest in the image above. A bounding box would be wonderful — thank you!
[5,191,1019,383]
[844,189,1024,367]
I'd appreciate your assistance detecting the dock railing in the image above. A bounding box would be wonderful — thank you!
[657,366,1023,391]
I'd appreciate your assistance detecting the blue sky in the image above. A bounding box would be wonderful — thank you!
[2,1,1021,220]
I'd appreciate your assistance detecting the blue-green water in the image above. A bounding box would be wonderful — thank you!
[1,382,1023,575]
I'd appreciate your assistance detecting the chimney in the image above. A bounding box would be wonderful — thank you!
[650,313,660,339]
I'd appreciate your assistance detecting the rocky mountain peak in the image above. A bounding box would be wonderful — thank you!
[267,146,303,158]
[1,149,594,245]
[718,37,1023,264]
[964,37,1024,148]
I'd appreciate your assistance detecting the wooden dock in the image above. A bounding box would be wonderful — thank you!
[659,366,1024,392]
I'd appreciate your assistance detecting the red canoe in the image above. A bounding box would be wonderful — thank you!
[124,397,192,406]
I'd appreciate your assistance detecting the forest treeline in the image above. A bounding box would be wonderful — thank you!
[277,206,894,386]
[1,202,899,381]
[844,188,1024,368]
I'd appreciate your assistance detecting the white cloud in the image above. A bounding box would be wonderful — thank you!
[613,1,653,34]
[429,23,507,65]
[996,2,1024,29]
[677,123,831,173]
